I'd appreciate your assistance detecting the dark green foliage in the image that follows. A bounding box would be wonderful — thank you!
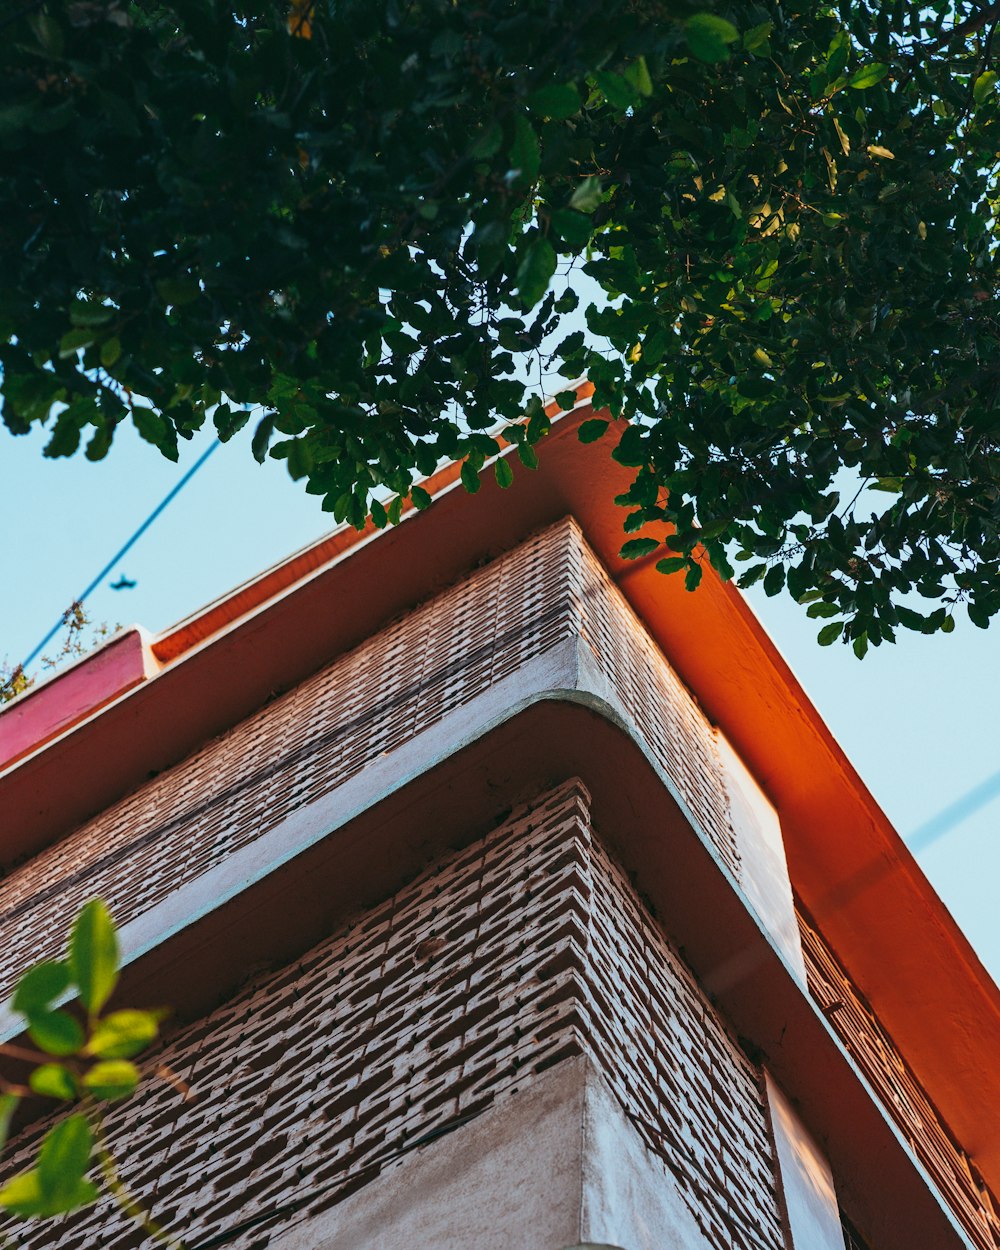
[1,1,998,646]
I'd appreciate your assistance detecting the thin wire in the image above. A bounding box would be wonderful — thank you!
[906,766,1000,854]
[9,440,221,683]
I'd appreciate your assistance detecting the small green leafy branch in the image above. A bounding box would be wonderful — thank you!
[0,605,121,706]
[0,900,179,1245]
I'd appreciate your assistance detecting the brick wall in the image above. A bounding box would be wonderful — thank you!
[2,780,783,1250]
[0,518,737,1006]
[800,908,1000,1250]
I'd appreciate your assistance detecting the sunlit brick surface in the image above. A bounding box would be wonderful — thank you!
[2,781,782,1250]
[800,908,1000,1250]
[0,519,736,1003]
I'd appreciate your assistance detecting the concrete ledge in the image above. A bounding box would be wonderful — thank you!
[271,1056,714,1250]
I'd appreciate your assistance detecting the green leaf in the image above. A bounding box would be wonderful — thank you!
[518,442,539,470]
[848,63,888,90]
[763,564,786,597]
[551,209,592,249]
[100,337,122,368]
[737,376,773,399]
[28,11,64,55]
[132,407,178,462]
[213,403,249,442]
[12,961,71,1015]
[818,620,845,645]
[853,634,869,660]
[69,301,115,329]
[623,509,646,533]
[494,456,514,489]
[155,277,200,306]
[29,1064,77,1102]
[974,71,997,104]
[684,561,703,591]
[743,21,772,54]
[516,237,557,309]
[656,556,687,574]
[509,115,540,184]
[69,899,119,1016]
[27,1009,85,1057]
[81,1060,140,1101]
[686,14,740,63]
[0,1166,98,1217]
[554,390,578,409]
[578,418,609,443]
[471,219,507,276]
[411,484,432,510]
[470,121,503,158]
[569,177,603,213]
[58,328,96,359]
[37,1114,93,1206]
[625,56,653,97]
[698,517,730,541]
[737,563,768,588]
[620,537,659,560]
[460,460,481,494]
[611,425,646,467]
[0,1170,46,1217]
[592,70,636,109]
[0,1093,18,1155]
[252,414,275,464]
[525,82,580,119]
[85,421,114,462]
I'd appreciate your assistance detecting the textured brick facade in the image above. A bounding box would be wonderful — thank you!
[4,780,783,1250]
[799,908,1000,1250]
[2,511,990,1250]
[0,519,736,1005]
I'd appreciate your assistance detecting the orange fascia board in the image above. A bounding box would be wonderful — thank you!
[1,383,998,1183]
[150,382,594,663]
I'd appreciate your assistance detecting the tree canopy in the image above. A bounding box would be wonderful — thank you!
[2,0,999,652]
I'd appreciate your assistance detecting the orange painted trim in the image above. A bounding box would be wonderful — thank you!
[152,383,592,665]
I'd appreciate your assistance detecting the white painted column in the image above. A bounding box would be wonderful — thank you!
[716,732,807,983]
[765,1073,846,1250]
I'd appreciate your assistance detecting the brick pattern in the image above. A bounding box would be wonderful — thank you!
[584,814,780,1250]
[799,907,1000,1250]
[0,519,736,1004]
[2,782,781,1250]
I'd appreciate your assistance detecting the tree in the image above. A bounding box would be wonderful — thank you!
[1,0,998,654]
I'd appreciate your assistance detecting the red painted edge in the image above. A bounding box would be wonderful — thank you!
[0,628,154,770]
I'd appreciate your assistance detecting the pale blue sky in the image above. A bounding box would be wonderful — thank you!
[2,420,997,981]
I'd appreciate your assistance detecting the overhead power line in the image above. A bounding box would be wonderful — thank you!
[907,767,1000,853]
[4,440,220,690]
